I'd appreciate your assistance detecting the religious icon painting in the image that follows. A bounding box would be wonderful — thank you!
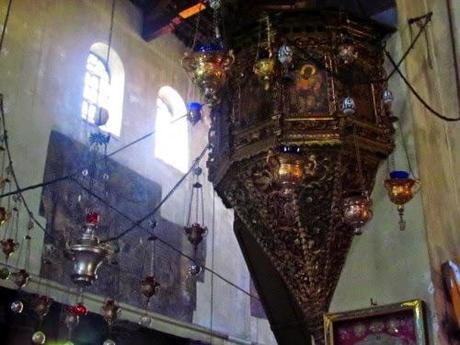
[324,300,427,345]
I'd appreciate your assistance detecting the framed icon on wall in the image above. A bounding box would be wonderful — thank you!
[324,300,427,345]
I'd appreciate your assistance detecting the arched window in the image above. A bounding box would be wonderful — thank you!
[155,87,189,172]
[81,43,124,136]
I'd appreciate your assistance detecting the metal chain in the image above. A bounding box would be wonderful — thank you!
[352,124,366,193]
[191,3,203,50]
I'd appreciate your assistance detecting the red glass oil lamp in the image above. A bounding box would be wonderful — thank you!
[70,303,88,317]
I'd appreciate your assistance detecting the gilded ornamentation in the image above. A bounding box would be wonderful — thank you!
[182,48,235,105]
[207,13,394,344]
[254,57,276,91]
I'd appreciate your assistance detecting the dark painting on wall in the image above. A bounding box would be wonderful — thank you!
[39,130,205,323]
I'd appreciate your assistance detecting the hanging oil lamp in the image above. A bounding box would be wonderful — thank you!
[10,300,24,314]
[337,34,358,65]
[0,135,11,227]
[277,145,304,190]
[64,309,80,341]
[94,107,110,127]
[343,193,373,235]
[384,170,420,231]
[344,125,373,235]
[0,266,9,279]
[0,206,10,226]
[32,295,53,319]
[31,331,47,345]
[340,96,356,116]
[101,298,121,326]
[70,303,88,317]
[187,102,203,125]
[141,275,160,301]
[139,314,152,327]
[382,89,394,107]
[138,275,159,327]
[10,268,30,288]
[184,167,207,275]
[0,176,9,190]
[254,15,276,90]
[1,238,18,259]
[182,2,234,105]
[278,43,293,66]
[182,43,234,105]
[185,223,208,248]
[66,212,113,286]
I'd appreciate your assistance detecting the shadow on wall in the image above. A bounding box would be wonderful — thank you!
[38,130,206,323]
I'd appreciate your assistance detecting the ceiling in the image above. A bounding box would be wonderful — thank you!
[129,0,397,43]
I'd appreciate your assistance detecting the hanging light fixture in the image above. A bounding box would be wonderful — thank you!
[337,33,358,65]
[139,234,160,326]
[31,331,47,345]
[32,295,53,320]
[187,102,204,125]
[253,15,276,91]
[1,201,20,261]
[0,134,12,227]
[384,170,420,231]
[182,1,234,105]
[277,42,293,66]
[343,193,373,235]
[268,145,307,192]
[342,127,374,235]
[205,7,396,343]
[10,268,30,288]
[64,309,80,342]
[184,167,207,276]
[10,300,24,314]
[101,298,121,326]
[382,89,394,106]
[1,237,18,259]
[66,213,113,286]
[340,96,356,116]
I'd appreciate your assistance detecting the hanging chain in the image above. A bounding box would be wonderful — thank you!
[106,0,116,68]
[0,0,13,54]
[254,16,263,63]
[265,14,272,54]
[191,3,203,51]
[185,179,195,226]
[352,124,366,194]
[398,122,416,177]
[213,4,220,40]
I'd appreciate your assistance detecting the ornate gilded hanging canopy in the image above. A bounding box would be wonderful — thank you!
[204,9,395,345]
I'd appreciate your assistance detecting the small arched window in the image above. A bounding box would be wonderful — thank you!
[155,87,189,172]
[81,43,124,136]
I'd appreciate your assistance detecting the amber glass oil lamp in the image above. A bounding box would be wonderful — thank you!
[384,170,420,231]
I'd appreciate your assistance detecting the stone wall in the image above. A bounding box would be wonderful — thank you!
[332,1,460,345]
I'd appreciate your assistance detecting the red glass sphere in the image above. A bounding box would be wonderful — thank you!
[85,212,101,226]
[70,303,88,316]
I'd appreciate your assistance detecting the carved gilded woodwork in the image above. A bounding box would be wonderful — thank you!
[207,12,394,344]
